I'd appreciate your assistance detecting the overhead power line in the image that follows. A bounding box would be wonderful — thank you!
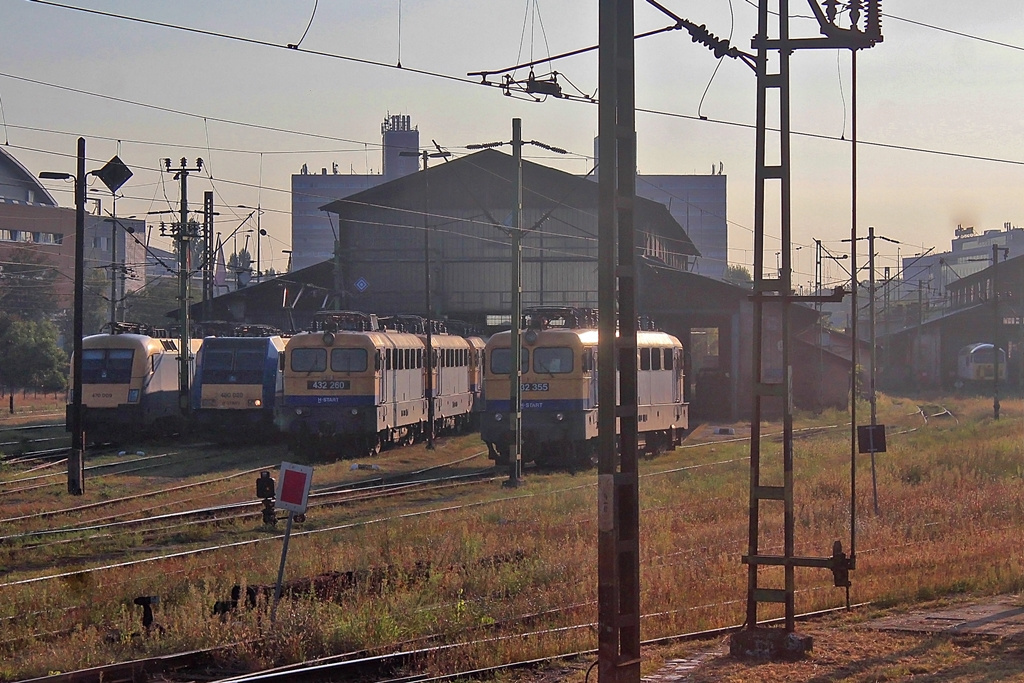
[13,1,1024,167]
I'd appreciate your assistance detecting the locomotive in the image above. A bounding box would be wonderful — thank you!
[192,329,287,436]
[957,343,1007,384]
[76,322,201,442]
[479,307,688,468]
[275,311,478,457]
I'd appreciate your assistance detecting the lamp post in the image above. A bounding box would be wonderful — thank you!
[40,137,87,495]
[399,147,449,450]
[237,205,266,282]
[466,119,567,486]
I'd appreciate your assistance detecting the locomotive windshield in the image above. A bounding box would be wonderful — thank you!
[81,349,134,384]
[490,348,529,375]
[291,348,327,372]
[533,347,573,374]
[203,348,266,384]
[331,348,368,372]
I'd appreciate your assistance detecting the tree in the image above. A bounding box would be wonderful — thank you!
[724,264,753,287]
[121,279,179,329]
[227,248,252,273]
[0,314,68,391]
[83,266,110,335]
[0,245,59,321]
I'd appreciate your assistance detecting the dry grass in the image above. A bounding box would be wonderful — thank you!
[2,393,1024,681]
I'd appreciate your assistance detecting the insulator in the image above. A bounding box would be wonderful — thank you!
[849,0,862,27]
[824,0,839,24]
[866,0,882,37]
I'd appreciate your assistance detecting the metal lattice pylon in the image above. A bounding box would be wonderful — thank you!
[742,0,881,635]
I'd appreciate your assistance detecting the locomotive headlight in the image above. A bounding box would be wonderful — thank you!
[350,408,359,416]
[295,407,309,417]
[249,398,262,407]
[494,412,503,421]
[127,389,140,403]
[555,412,564,422]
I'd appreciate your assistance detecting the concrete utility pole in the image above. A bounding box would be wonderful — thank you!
[508,118,524,487]
[597,1,640,680]
[465,124,564,486]
[164,157,203,417]
[992,243,1007,420]
[203,192,214,320]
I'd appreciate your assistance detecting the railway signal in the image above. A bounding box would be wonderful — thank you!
[271,462,314,623]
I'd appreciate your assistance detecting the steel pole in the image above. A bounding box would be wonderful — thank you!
[69,137,86,495]
[993,243,1001,420]
[868,226,879,514]
[109,192,117,327]
[423,151,435,449]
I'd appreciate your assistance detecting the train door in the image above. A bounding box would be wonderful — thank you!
[376,348,385,404]
[586,347,598,408]
[672,348,683,404]
[638,347,652,405]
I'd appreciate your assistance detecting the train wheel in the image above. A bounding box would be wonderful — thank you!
[366,435,382,457]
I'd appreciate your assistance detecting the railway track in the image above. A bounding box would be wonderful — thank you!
[1,405,955,681]
[13,601,869,683]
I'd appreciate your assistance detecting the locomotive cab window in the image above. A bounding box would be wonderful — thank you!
[664,349,674,370]
[640,348,651,371]
[533,347,573,374]
[82,348,135,384]
[490,348,529,375]
[651,348,662,371]
[331,348,367,372]
[291,348,327,372]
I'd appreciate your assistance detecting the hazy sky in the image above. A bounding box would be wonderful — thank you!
[3,1,1023,288]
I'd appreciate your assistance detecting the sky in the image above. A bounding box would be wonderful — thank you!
[2,0,1024,290]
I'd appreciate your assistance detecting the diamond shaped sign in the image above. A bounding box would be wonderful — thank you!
[93,155,133,194]
[354,277,369,293]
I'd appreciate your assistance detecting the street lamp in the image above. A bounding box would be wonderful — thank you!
[399,147,450,450]
[237,205,266,282]
[40,137,87,496]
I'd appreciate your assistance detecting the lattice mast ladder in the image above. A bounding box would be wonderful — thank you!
[744,0,882,632]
